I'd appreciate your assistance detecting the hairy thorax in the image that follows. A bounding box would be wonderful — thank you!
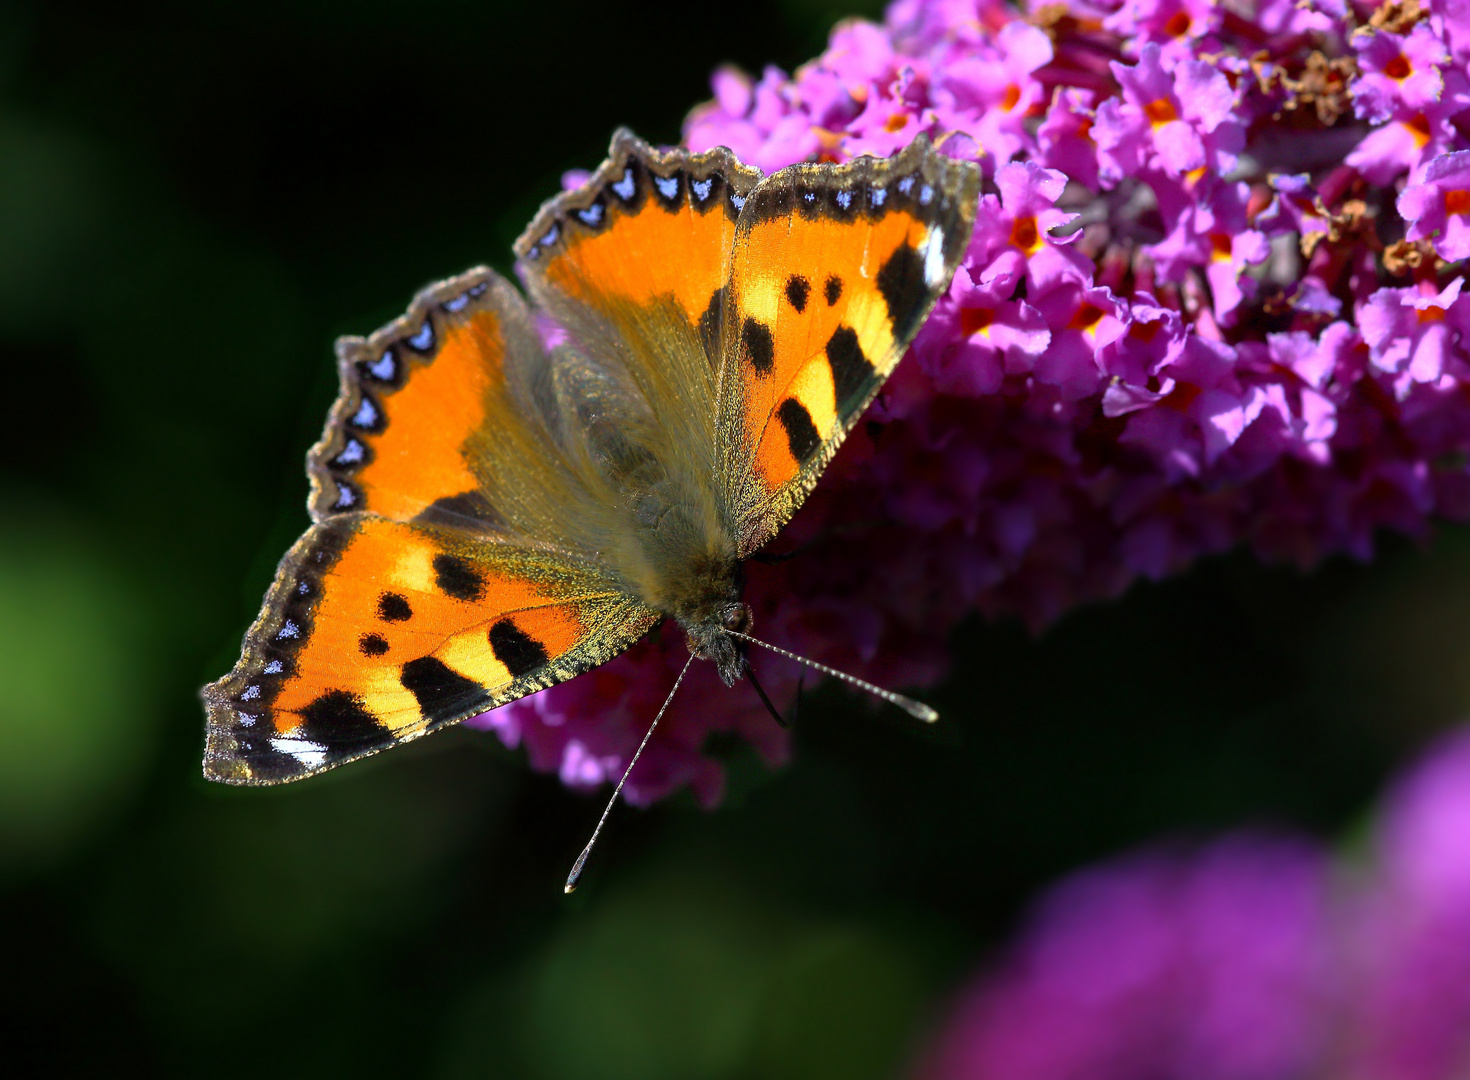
[626,493,749,685]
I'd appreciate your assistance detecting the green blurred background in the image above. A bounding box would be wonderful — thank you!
[2,1,1467,1076]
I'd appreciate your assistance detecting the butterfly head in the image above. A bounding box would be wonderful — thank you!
[682,600,752,687]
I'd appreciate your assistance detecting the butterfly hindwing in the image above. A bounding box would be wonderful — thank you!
[718,139,979,552]
[203,514,658,784]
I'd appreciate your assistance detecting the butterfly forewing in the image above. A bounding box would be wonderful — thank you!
[515,128,760,365]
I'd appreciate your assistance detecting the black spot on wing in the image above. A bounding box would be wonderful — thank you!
[743,180,795,223]
[432,553,485,602]
[489,619,550,678]
[777,398,821,464]
[876,243,927,342]
[825,275,843,306]
[359,633,389,657]
[378,593,413,622]
[697,286,727,369]
[416,490,504,529]
[742,317,775,376]
[299,689,388,748]
[400,657,491,724]
[825,326,878,412]
[785,275,810,313]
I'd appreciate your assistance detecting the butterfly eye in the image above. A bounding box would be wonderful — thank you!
[722,604,752,635]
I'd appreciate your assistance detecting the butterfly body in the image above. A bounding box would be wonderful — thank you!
[202,131,977,785]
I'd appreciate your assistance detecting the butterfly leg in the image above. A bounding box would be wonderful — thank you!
[744,660,789,728]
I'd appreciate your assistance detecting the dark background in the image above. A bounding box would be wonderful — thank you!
[2,1,1465,1076]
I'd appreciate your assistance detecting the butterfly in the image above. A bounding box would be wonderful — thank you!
[202,130,978,796]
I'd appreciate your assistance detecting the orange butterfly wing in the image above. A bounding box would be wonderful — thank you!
[203,270,658,784]
[204,133,977,786]
[514,129,760,359]
[718,140,979,552]
[309,269,533,524]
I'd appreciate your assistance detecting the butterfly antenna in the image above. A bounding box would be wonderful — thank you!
[723,630,938,723]
[564,651,696,894]
[744,660,789,728]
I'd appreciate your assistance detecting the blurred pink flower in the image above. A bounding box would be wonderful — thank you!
[912,838,1336,1080]
[911,722,1470,1080]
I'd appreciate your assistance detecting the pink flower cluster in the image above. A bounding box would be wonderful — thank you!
[911,724,1470,1080]
[469,0,1470,806]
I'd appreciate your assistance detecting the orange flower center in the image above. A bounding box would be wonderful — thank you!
[1143,98,1179,126]
[960,307,995,336]
[1418,305,1447,323]
[1407,112,1433,148]
[884,112,908,133]
[1011,215,1041,252]
[1210,234,1234,261]
[1069,303,1105,332]
[1163,10,1192,37]
[1446,189,1470,217]
[1384,53,1412,81]
[1163,382,1203,411]
[1001,83,1022,111]
[1129,320,1162,344]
